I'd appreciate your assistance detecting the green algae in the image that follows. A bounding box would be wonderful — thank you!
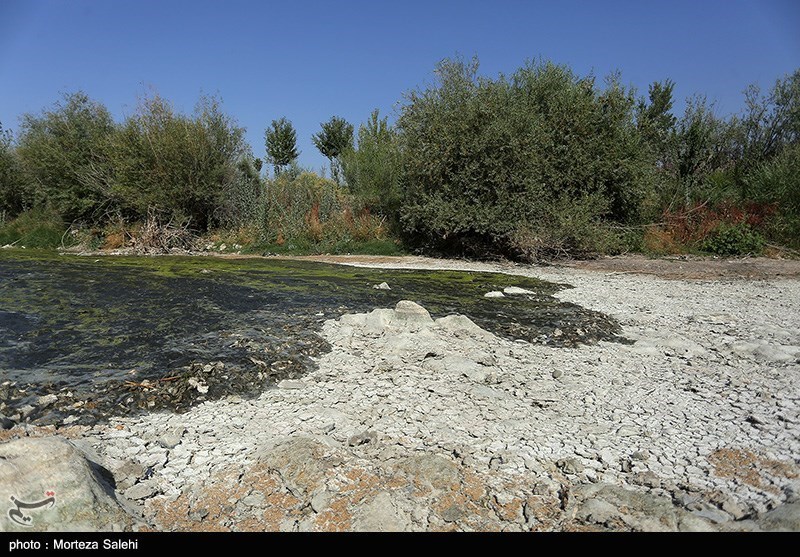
[0,250,623,425]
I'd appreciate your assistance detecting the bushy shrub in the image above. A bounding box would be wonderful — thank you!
[16,92,116,222]
[0,208,67,249]
[111,94,248,230]
[341,110,403,220]
[259,171,391,252]
[743,143,800,247]
[396,57,652,260]
[700,223,765,256]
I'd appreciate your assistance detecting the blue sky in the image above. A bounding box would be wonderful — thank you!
[1,0,798,172]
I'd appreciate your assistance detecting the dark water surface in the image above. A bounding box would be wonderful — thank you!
[0,251,623,425]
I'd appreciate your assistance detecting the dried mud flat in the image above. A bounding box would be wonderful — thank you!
[4,254,800,531]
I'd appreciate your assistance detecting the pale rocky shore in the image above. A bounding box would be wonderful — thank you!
[2,256,799,531]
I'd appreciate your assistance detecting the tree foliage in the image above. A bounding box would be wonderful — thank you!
[312,116,353,184]
[111,94,248,229]
[396,57,652,258]
[0,122,24,218]
[16,92,116,222]
[341,109,402,218]
[265,117,299,175]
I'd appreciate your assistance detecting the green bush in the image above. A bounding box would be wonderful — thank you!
[0,209,68,249]
[341,110,403,221]
[0,123,25,218]
[258,171,392,253]
[16,92,116,223]
[744,143,800,247]
[111,94,249,230]
[396,57,652,260]
[700,223,765,256]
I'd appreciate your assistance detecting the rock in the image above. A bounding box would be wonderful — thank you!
[62,416,79,425]
[347,431,378,447]
[37,394,58,407]
[503,286,534,295]
[556,458,585,475]
[353,491,411,532]
[278,380,306,390]
[123,480,158,501]
[158,427,185,449]
[373,282,391,290]
[257,437,331,496]
[758,501,800,531]
[552,369,563,379]
[392,301,434,326]
[0,414,14,429]
[441,504,462,523]
[0,436,135,531]
[484,291,505,298]
[569,484,715,532]
[631,450,650,461]
[310,491,331,513]
[393,454,461,490]
[19,405,36,418]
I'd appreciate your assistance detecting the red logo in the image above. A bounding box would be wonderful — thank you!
[45,491,55,497]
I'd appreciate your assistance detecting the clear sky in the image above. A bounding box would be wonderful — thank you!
[1,0,798,172]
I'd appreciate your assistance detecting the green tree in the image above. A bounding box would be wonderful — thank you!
[111,93,248,229]
[312,116,354,185]
[16,92,116,222]
[637,79,677,162]
[0,122,24,218]
[341,109,403,218]
[397,56,652,259]
[265,117,299,176]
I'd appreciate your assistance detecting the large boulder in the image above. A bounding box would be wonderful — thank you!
[0,436,136,531]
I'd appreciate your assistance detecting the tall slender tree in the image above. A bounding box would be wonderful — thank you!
[265,117,299,176]
[312,116,353,185]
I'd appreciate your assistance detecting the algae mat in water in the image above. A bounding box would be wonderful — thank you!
[0,251,622,425]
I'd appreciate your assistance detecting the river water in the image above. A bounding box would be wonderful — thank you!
[0,251,623,425]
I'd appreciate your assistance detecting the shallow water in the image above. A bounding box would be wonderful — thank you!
[0,251,623,425]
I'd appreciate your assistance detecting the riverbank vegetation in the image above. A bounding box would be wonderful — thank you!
[1,57,797,260]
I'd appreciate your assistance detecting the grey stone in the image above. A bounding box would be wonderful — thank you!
[0,415,14,429]
[0,436,135,531]
[758,501,800,531]
[37,394,58,407]
[353,491,411,532]
[278,380,306,390]
[310,491,331,513]
[347,431,378,447]
[373,282,391,290]
[556,458,585,475]
[552,369,563,379]
[484,291,505,298]
[392,300,434,326]
[158,427,185,449]
[124,480,158,501]
[503,286,534,295]
[441,505,462,523]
